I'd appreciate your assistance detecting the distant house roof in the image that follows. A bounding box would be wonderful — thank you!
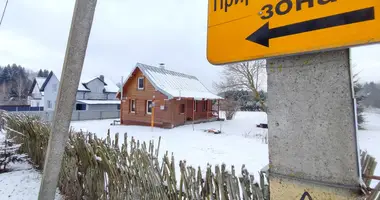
[29,77,47,94]
[30,71,119,94]
[54,74,91,92]
[76,100,120,105]
[77,83,91,92]
[0,99,30,106]
[118,63,222,100]
[40,71,54,91]
[79,76,119,93]
[103,78,119,93]
[81,77,105,85]
[36,77,47,89]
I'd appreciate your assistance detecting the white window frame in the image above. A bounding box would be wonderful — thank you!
[130,99,136,113]
[138,77,144,90]
[194,100,197,112]
[146,100,152,114]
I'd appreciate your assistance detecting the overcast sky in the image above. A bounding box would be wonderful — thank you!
[1,0,379,92]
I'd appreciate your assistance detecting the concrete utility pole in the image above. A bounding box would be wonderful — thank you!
[267,49,361,199]
[38,0,97,200]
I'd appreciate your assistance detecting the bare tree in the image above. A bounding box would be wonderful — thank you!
[219,97,240,120]
[16,75,23,100]
[214,60,267,112]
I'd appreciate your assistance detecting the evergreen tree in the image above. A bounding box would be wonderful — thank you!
[43,70,50,77]
[0,67,11,84]
[37,69,44,77]
[353,73,366,129]
[0,64,33,100]
[37,69,50,77]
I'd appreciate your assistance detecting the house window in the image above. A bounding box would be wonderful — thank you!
[130,99,136,113]
[203,100,207,111]
[117,104,120,110]
[76,104,86,111]
[53,84,58,92]
[47,100,52,108]
[179,104,185,114]
[138,77,144,90]
[146,100,152,114]
[194,100,197,112]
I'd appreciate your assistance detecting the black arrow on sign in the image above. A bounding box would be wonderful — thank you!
[246,7,375,47]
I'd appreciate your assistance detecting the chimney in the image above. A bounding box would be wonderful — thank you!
[99,75,105,82]
[159,63,165,69]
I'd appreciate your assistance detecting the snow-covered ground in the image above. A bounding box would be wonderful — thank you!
[358,109,380,187]
[71,112,269,176]
[0,130,62,199]
[70,110,380,187]
[0,110,379,199]
[0,162,62,200]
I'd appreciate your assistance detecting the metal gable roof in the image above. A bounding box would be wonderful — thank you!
[119,63,222,100]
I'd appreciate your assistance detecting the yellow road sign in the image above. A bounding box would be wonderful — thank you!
[207,0,380,65]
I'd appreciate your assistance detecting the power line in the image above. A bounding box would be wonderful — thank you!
[0,0,9,28]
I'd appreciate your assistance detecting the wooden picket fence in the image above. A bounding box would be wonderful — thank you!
[361,151,380,199]
[2,112,378,200]
[3,113,269,200]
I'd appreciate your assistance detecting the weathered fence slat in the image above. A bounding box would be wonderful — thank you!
[4,112,378,200]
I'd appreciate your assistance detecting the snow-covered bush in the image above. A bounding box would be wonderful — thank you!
[0,138,24,173]
[0,111,24,172]
[220,99,239,120]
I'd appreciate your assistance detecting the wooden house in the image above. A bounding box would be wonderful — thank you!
[116,63,223,128]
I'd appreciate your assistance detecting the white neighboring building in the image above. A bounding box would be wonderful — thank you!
[39,72,60,111]
[28,77,47,109]
[28,72,120,111]
[74,75,120,111]
[29,72,60,111]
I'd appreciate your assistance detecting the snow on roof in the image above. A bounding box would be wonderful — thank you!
[77,76,93,91]
[35,77,47,89]
[45,71,118,93]
[79,76,118,93]
[132,63,222,100]
[77,83,90,91]
[103,78,119,93]
[80,76,99,84]
[53,73,90,91]
[76,100,120,105]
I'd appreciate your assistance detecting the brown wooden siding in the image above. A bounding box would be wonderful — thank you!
[120,68,168,126]
[120,67,215,128]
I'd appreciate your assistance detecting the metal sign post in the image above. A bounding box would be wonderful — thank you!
[38,0,97,199]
